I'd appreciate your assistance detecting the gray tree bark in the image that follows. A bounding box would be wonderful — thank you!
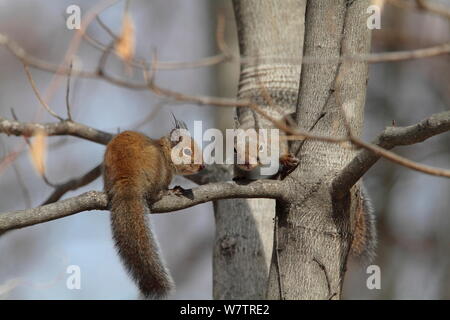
[212,0,371,300]
[212,0,306,299]
[267,0,371,299]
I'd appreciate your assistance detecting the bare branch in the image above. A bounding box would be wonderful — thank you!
[65,62,74,121]
[88,11,231,71]
[23,64,64,121]
[416,0,450,19]
[9,110,58,187]
[333,111,450,197]
[11,160,32,209]
[42,164,103,205]
[0,191,107,232]
[0,179,286,232]
[2,31,449,138]
[96,15,118,40]
[0,117,113,145]
[346,42,450,63]
[387,0,450,20]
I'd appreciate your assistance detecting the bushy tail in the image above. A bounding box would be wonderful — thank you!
[351,187,377,264]
[109,188,174,299]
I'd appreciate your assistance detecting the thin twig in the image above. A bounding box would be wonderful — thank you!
[313,257,335,300]
[143,48,158,85]
[97,41,114,75]
[96,15,118,40]
[9,109,56,187]
[0,137,32,208]
[90,11,231,71]
[42,0,120,107]
[23,64,63,121]
[65,62,73,120]
[387,0,450,20]
[11,161,32,209]
[42,164,102,205]
[351,135,450,178]
[416,0,450,19]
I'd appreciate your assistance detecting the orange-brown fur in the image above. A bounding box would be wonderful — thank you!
[103,130,203,299]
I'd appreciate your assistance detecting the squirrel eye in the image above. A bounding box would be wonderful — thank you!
[183,148,192,156]
[259,144,264,151]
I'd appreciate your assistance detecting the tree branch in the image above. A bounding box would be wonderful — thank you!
[387,0,450,20]
[0,118,112,145]
[333,111,450,197]
[0,179,286,232]
[42,164,103,205]
[23,64,64,121]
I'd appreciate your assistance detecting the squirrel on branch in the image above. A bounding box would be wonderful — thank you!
[103,116,204,299]
[233,122,376,263]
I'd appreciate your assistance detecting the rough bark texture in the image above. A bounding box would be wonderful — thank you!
[267,0,371,299]
[213,0,306,299]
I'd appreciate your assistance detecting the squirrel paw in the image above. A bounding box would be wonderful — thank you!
[279,153,299,169]
[170,185,195,200]
[278,153,300,180]
[169,185,186,197]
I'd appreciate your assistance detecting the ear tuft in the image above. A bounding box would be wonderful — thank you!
[171,112,188,130]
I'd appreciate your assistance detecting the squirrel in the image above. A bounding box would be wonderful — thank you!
[233,122,299,180]
[233,125,376,263]
[103,116,204,299]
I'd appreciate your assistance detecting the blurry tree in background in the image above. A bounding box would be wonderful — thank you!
[0,0,449,299]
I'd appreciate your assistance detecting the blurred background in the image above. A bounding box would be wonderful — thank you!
[0,0,449,299]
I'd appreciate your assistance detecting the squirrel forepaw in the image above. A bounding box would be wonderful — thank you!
[169,185,186,197]
[279,153,300,169]
[278,153,300,179]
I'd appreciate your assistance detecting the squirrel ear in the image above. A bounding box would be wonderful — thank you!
[171,112,188,130]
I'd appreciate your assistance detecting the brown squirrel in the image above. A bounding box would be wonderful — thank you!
[233,128,299,180]
[234,131,376,263]
[103,117,204,299]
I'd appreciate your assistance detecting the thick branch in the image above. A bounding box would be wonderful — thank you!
[333,111,450,197]
[0,118,112,145]
[0,179,286,232]
[0,191,107,232]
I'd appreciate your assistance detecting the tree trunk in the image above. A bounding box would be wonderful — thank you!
[213,0,306,299]
[267,0,371,299]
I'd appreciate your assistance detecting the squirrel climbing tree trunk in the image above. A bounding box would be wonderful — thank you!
[213,0,371,299]
[212,0,306,299]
